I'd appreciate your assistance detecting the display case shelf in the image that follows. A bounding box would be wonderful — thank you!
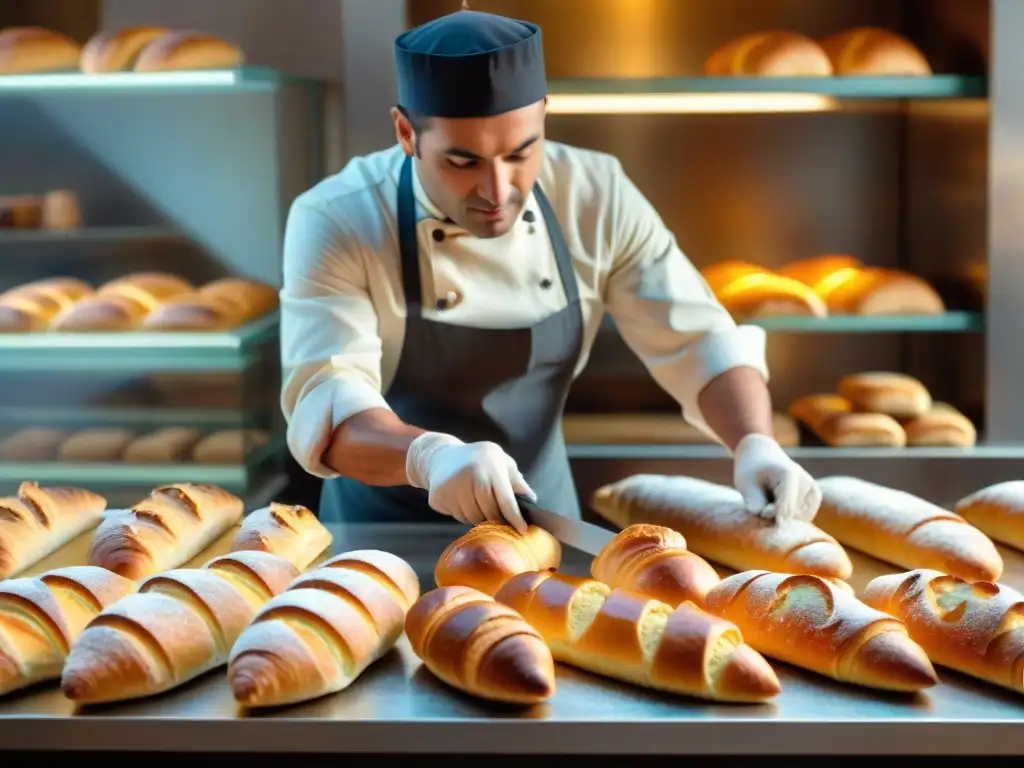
[602,311,983,334]
[0,226,185,244]
[0,67,311,95]
[0,406,257,429]
[567,444,1020,460]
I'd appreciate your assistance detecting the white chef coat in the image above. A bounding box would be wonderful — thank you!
[281,140,768,478]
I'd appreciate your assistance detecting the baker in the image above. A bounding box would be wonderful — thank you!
[280,7,822,530]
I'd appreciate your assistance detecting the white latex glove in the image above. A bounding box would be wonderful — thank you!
[732,433,821,523]
[405,432,534,533]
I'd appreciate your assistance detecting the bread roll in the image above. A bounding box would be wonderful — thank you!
[816,476,1003,582]
[198,277,279,320]
[788,394,908,447]
[821,27,932,76]
[99,272,192,306]
[901,403,976,448]
[836,372,932,418]
[591,475,852,579]
[135,31,244,72]
[61,551,298,704]
[141,294,246,331]
[704,32,833,76]
[0,277,92,306]
[0,195,42,228]
[231,503,333,571]
[591,524,720,607]
[562,412,800,447]
[0,482,107,579]
[40,190,81,230]
[863,570,1024,694]
[0,427,69,461]
[0,27,81,74]
[0,277,93,332]
[701,261,827,321]
[955,481,1024,552]
[495,571,781,702]
[122,427,202,463]
[88,483,244,579]
[0,566,135,696]
[192,428,270,463]
[56,428,134,462]
[52,272,193,331]
[705,571,937,691]
[406,585,556,704]
[435,522,561,597]
[80,26,169,73]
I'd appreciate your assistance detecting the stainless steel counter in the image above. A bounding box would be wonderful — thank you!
[1,522,1024,755]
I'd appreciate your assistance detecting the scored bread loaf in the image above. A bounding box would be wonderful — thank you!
[0,277,93,333]
[836,372,932,419]
[56,428,135,462]
[406,585,556,704]
[80,26,169,73]
[52,272,193,331]
[0,482,107,580]
[61,551,298,703]
[704,31,833,76]
[591,475,852,579]
[122,427,202,463]
[88,483,244,579]
[143,278,278,331]
[435,522,561,597]
[590,524,720,607]
[495,571,781,702]
[815,476,1003,582]
[0,27,81,74]
[135,31,244,72]
[862,569,1024,694]
[227,549,419,707]
[701,261,827,321]
[955,481,1024,552]
[789,393,907,447]
[231,503,332,571]
[0,566,135,696]
[900,403,977,448]
[704,571,937,691]
[821,27,932,76]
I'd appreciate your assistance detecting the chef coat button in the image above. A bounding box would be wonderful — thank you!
[523,210,536,223]
[436,290,459,311]
[432,228,445,242]
[540,278,553,290]
[436,298,449,310]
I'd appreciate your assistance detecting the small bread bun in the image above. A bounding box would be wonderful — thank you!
[134,31,244,72]
[821,27,932,76]
[50,293,150,332]
[0,27,82,74]
[80,26,169,73]
[142,295,245,331]
[705,32,833,77]
[198,278,279,320]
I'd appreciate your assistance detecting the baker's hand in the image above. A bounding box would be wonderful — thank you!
[405,432,533,532]
[732,433,821,523]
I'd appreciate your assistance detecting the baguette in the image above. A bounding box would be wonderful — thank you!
[901,403,977,448]
[590,524,720,606]
[88,483,244,580]
[231,503,332,571]
[80,26,169,73]
[704,32,833,76]
[815,476,1003,582]
[820,27,932,76]
[955,481,1024,552]
[495,571,781,702]
[789,393,907,447]
[836,372,932,419]
[704,571,937,691]
[862,569,1024,694]
[227,549,419,707]
[0,566,135,696]
[701,261,827,321]
[405,585,556,704]
[435,522,561,596]
[591,475,852,579]
[0,482,107,580]
[61,551,298,703]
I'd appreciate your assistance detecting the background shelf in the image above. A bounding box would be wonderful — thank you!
[752,312,984,332]
[0,226,185,244]
[0,406,255,429]
[0,67,311,95]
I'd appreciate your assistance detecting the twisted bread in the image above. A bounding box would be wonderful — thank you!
[406,585,556,704]
[227,549,419,707]
[701,261,827,322]
[88,483,244,579]
[704,32,833,76]
[836,372,932,418]
[61,551,298,703]
[495,571,780,702]
[862,569,1024,694]
[231,503,332,571]
[704,571,937,691]
[591,475,852,579]
[955,481,1024,552]
[816,476,1003,582]
[591,524,720,607]
[435,522,561,596]
[789,394,907,447]
[0,566,135,696]
[0,482,107,579]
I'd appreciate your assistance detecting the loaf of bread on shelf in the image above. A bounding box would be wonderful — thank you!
[0,427,69,461]
[52,272,193,332]
[955,481,1024,552]
[0,566,135,696]
[591,524,720,607]
[227,549,420,707]
[701,261,827,321]
[495,571,781,702]
[199,278,278,320]
[815,476,1003,582]
[406,585,556,704]
[900,403,976,448]
[88,483,244,579]
[231,503,332,571]
[142,278,278,331]
[134,31,245,72]
[821,27,932,76]
[704,571,937,691]
[0,277,94,332]
[704,31,833,76]
[591,475,852,579]
[561,412,800,447]
[80,26,169,73]
[56,428,135,462]
[789,393,908,447]
[191,428,270,464]
[836,371,932,418]
[40,189,81,230]
[0,195,42,228]
[0,27,81,74]
[122,427,202,463]
[435,522,561,597]
[862,569,1024,694]
[0,482,108,579]
[61,551,298,703]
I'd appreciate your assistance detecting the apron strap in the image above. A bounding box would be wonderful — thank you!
[533,184,580,305]
[397,155,423,317]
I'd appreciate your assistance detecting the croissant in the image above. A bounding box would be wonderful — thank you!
[231,503,332,571]
[435,522,561,596]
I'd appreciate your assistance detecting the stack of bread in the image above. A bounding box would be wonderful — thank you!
[0,190,81,230]
[789,371,976,448]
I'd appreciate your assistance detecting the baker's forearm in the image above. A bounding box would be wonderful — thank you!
[322,407,426,486]
[696,366,775,451]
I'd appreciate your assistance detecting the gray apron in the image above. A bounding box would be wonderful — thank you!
[319,155,584,523]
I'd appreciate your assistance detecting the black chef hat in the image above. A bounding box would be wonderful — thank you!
[395,9,547,118]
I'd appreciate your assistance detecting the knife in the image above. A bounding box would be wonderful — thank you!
[515,494,615,556]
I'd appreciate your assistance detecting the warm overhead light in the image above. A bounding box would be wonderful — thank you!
[0,70,242,90]
[547,92,838,114]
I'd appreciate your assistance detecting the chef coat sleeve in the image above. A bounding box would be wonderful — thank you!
[602,160,769,439]
[280,198,392,479]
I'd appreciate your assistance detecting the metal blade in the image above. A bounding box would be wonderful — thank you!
[515,494,615,556]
